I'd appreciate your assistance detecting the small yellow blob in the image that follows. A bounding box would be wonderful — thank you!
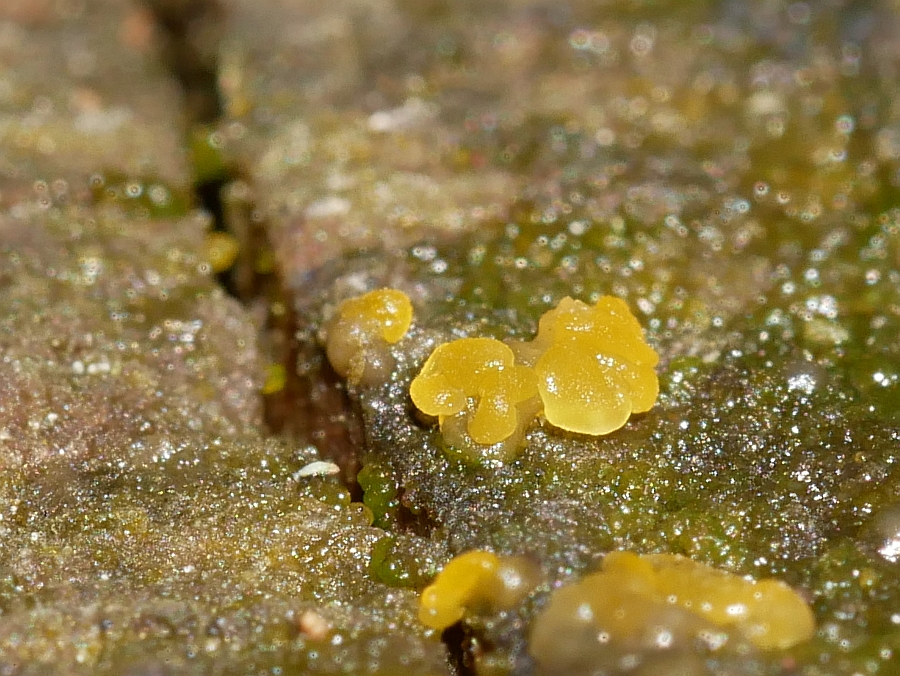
[515,296,659,436]
[337,288,413,344]
[409,337,539,446]
[204,231,240,273]
[261,363,286,395]
[254,247,277,275]
[324,288,413,387]
[419,550,540,630]
[530,551,814,671]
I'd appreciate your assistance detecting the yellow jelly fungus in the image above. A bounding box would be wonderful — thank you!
[514,296,659,436]
[633,552,816,651]
[529,551,814,671]
[324,288,413,387]
[204,231,240,273]
[409,296,658,460]
[419,550,541,630]
[409,337,539,446]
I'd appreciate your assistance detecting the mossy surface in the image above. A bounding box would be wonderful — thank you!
[0,0,189,205]
[259,1,900,672]
[6,0,900,673]
[0,1,451,673]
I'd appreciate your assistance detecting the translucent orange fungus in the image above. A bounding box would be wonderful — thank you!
[529,551,814,671]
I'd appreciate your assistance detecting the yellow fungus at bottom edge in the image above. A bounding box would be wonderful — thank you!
[529,550,815,669]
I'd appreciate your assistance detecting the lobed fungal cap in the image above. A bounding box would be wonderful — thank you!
[530,296,660,436]
[530,550,814,671]
[335,288,414,344]
[409,337,538,446]
[620,552,815,651]
[535,296,659,367]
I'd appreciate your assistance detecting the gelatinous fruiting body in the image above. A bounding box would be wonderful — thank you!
[409,296,658,461]
[514,296,659,436]
[529,551,814,672]
[324,288,413,387]
[409,337,539,448]
[637,553,815,651]
[419,550,540,630]
[204,231,240,273]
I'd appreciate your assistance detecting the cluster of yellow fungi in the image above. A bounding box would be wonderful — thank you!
[323,288,413,387]
[530,551,815,668]
[409,338,541,451]
[411,295,659,458]
[322,288,659,458]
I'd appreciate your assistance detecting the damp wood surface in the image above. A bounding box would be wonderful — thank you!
[3,1,900,675]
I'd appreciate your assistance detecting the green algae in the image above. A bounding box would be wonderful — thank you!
[190,124,232,185]
[260,0,900,670]
[87,171,191,219]
[358,462,402,528]
[6,0,900,673]
[369,534,446,590]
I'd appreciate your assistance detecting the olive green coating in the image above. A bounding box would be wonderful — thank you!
[253,0,900,673]
[6,0,900,673]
